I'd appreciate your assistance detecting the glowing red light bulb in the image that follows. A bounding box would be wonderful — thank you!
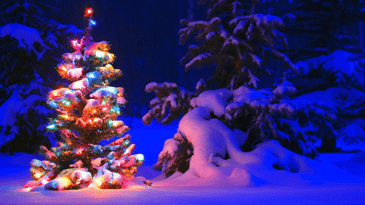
[77,149,83,155]
[85,8,93,17]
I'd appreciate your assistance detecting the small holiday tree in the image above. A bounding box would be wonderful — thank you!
[24,6,144,191]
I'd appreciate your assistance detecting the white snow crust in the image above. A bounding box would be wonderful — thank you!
[1,143,364,205]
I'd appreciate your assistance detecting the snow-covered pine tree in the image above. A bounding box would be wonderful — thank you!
[290,50,365,152]
[282,0,365,61]
[276,0,365,151]
[144,0,337,178]
[0,0,82,153]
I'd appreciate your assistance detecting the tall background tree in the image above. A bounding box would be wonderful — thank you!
[282,0,365,62]
[0,0,82,153]
[275,0,365,151]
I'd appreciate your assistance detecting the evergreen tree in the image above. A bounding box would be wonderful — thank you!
[280,0,365,151]
[144,0,337,178]
[24,6,145,191]
[179,0,298,89]
[0,0,82,153]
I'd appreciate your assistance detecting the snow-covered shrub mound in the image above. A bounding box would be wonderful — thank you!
[153,84,337,178]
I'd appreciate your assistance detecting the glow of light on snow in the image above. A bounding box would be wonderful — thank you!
[94,177,103,187]
[95,50,105,58]
[69,80,86,91]
[21,187,33,192]
[41,179,48,185]
[136,154,144,162]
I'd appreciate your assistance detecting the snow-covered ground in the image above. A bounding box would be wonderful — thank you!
[0,121,365,205]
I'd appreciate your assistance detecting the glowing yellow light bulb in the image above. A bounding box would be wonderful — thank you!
[34,172,42,179]
[59,177,71,187]
[113,121,118,127]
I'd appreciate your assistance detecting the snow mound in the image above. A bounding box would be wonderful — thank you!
[153,140,361,188]
[348,151,365,163]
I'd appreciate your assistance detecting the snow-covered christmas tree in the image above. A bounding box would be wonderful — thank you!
[24,6,144,191]
[143,0,337,178]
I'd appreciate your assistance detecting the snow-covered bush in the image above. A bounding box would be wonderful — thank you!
[144,0,337,178]
[0,0,82,153]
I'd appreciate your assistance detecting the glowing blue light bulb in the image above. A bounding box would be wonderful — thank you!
[49,101,58,108]
[108,120,114,128]
[111,106,120,114]
[47,124,57,131]
[123,139,130,146]
[61,99,71,106]
[89,20,96,26]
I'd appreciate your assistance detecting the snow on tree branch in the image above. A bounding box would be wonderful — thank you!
[143,82,198,125]
[0,23,49,61]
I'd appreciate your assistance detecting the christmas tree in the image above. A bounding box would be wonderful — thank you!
[24,5,144,191]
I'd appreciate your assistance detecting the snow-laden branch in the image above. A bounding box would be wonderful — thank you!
[143,82,198,125]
